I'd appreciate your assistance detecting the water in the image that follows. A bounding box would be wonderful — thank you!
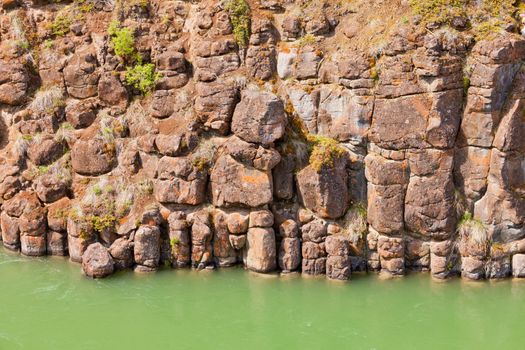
[0,247,523,350]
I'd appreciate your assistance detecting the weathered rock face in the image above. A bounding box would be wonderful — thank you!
[134,225,161,272]
[0,0,523,282]
[210,154,274,208]
[244,227,276,273]
[154,156,207,205]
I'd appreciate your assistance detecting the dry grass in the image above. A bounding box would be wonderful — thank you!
[29,87,65,114]
[457,212,489,246]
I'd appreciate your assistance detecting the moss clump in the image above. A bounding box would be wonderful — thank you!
[307,135,346,173]
[125,63,161,95]
[225,0,251,48]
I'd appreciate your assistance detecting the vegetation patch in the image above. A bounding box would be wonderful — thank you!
[225,0,251,48]
[457,212,489,247]
[125,63,161,95]
[409,0,518,40]
[307,135,346,173]
[108,20,137,60]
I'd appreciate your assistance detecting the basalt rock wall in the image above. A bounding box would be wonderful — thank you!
[0,0,523,280]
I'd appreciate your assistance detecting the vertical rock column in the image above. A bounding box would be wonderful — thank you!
[325,235,351,281]
[188,210,213,269]
[365,150,409,275]
[168,211,191,268]
[46,198,71,256]
[457,35,525,279]
[300,218,328,276]
[278,219,301,273]
[244,210,277,273]
[134,225,161,272]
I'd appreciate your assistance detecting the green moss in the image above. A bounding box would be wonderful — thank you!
[225,0,251,48]
[463,75,470,96]
[125,63,161,95]
[307,135,346,173]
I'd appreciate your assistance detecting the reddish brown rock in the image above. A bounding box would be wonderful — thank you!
[231,90,286,146]
[244,227,276,273]
[296,159,348,220]
[63,46,100,99]
[71,138,116,176]
[210,154,273,208]
[82,243,115,278]
[154,156,207,205]
[0,61,29,106]
[134,225,161,272]
[108,238,134,270]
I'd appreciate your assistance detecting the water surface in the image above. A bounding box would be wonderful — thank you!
[0,247,523,349]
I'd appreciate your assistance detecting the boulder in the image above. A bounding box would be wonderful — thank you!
[326,256,351,281]
[249,210,273,228]
[46,231,67,256]
[296,160,348,219]
[154,156,207,205]
[82,243,115,278]
[63,46,100,99]
[194,80,239,134]
[210,154,273,207]
[134,225,161,272]
[231,90,286,145]
[108,238,134,270]
[278,237,301,272]
[71,138,116,176]
[512,254,525,278]
[244,227,276,273]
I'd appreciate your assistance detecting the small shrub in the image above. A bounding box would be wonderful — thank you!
[298,33,317,48]
[108,21,137,60]
[125,63,161,95]
[225,0,251,48]
[50,13,72,37]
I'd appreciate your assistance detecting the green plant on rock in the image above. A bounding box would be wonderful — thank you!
[90,214,117,233]
[225,0,251,48]
[307,135,346,172]
[125,63,161,95]
[457,212,489,246]
[298,33,317,48]
[409,0,468,27]
[108,21,136,60]
[170,237,180,249]
[50,12,72,37]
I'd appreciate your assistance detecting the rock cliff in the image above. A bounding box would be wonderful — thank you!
[0,0,523,280]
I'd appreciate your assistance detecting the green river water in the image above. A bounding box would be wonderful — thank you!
[0,247,523,350]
